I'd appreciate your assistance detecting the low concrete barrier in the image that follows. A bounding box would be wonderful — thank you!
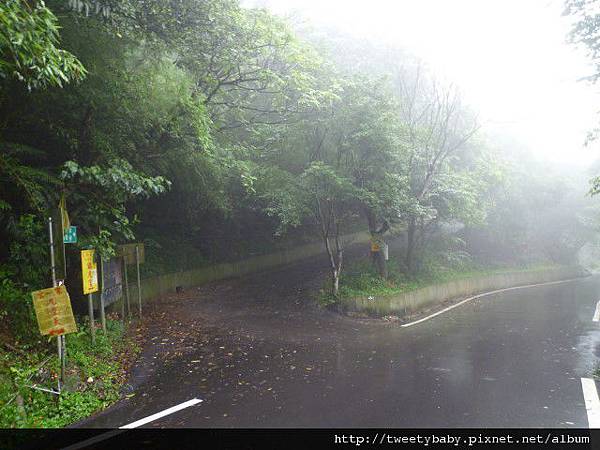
[123,231,370,304]
[341,266,588,317]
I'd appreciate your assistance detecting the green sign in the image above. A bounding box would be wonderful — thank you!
[63,226,77,244]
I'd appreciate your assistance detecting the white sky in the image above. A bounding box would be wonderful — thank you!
[245,0,600,166]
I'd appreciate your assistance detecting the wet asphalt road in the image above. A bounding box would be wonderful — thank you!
[78,254,600,428]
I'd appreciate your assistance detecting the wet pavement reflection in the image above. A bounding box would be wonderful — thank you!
[78,261,600,428]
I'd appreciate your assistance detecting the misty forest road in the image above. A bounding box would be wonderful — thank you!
[79,252,600,428]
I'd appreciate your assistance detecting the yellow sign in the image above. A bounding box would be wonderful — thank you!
[370,238,381,252]
[81,249,99,294]
[31,286,77,336]
[58,193,70,232]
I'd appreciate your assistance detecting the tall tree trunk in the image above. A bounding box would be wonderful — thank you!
[372,250,387,279]
[332,267,340,297]
[323,234,343,297]
[316,197,344,297]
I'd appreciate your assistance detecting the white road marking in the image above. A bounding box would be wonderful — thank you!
[593,300,600,322]
[62,430,125,450]
[119,398,203,429]
[61,400,204,448]
[401,277,582,328]
[581,378,600,428]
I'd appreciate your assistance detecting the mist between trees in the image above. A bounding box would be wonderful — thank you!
[2,0,600,338]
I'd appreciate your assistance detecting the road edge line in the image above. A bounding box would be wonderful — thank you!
[400,277,582,328]
[61,430,125,450]
[61,399,203,448]
[119,398,203,429]
[581,378,600,428]
[593,301,600,322]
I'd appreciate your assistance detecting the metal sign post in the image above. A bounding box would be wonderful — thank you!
[136,244,142,319]
[117,243,144,320]
[58,209,67,386]
[48,218,57,287]
[60,333,66,391]
[99,256,107,334]
[81,249,99,345]
[120,258,126,326]
[59,205,67,282]
[47,217,61,395]
[123,257,131,319]
[88,293,96,345]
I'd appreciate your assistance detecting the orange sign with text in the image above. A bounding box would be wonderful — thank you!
[31,286,77,336]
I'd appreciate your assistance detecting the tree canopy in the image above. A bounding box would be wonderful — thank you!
[0,0,592,305]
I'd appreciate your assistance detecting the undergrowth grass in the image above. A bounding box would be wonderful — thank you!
[0,317,140,428]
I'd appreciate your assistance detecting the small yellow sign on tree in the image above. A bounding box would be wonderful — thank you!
[31,286,77,336]
[81,249,99,294]
[370,237,382,252]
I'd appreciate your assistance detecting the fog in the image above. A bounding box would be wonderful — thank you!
[246,0,600,166]
[7,0,600,430]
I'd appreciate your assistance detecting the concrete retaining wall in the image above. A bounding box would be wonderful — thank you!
[122,231,370,304]
[341,266,587,317]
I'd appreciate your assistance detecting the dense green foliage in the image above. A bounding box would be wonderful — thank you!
[0,318,138,427]
[0,0,86,90]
